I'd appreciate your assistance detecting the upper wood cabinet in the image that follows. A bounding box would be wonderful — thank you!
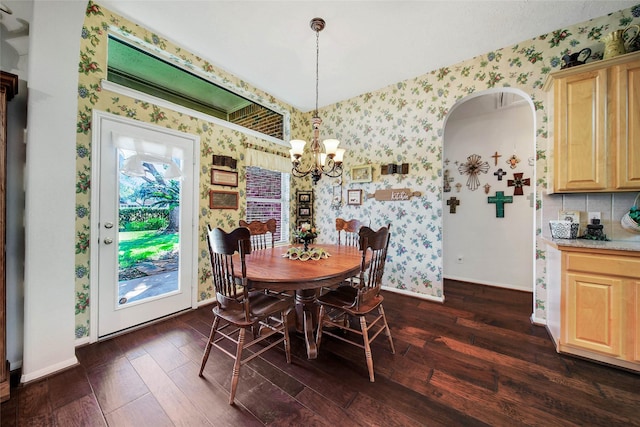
[545,52,640,193]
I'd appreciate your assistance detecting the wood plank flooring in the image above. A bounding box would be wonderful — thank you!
[2,279,639,426]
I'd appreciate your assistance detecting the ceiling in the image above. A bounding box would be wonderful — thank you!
[3,1,638,112]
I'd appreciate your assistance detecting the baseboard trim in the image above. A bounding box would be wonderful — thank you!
[20,356,79,384]
[382,286,445,303]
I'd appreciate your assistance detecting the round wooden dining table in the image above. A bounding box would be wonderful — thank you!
[240,244,364,359]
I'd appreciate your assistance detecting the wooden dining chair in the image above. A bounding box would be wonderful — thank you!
[315,224,395,382]
[336,218,362,246]
[239,218,277,250]
[199,225,293,405]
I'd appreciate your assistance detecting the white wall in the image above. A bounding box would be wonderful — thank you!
[443,94,534,291]
[20,1,85,382]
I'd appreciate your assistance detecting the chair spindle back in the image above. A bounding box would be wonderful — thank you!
[207,225,252,318]
[336,218,362,246]
[239,218,276,250]
[356,225,391,307]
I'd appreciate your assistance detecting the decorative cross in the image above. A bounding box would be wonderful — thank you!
[443,169,454,192]
[494,168,507,181]
[488,191,513,218]
[506,154,520,169]
[444,158,450,165]
[455,182,462,192]
[507,172,531,196]
[526,192,535,208]
[446,197,460,214]
[484,183,491,194]
[491,151,502,166]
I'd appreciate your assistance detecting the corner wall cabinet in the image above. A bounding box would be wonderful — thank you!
[544,52,640,193]
[0,72,18,402]
[547,243,640,372]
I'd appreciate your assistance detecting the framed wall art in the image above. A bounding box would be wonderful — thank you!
[351,164,372,183]
[298,206,312,217]
[209,190,239,209]
[297,191,312,204]
[211,168,238,187]
[347,189,363,206]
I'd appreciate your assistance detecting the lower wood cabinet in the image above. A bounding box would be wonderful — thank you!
[551,246,640,372]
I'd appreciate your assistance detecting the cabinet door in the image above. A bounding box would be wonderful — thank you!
[632,280,640,362]
[612,58,640,189]
[564,273,623,356]
[554,69,608,191]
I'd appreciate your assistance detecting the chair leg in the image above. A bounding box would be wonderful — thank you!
[199,316,220,377]
[379,305,395,354]
[283,309,292,364]
[359,315,375,382]
[315,305,326,350]
[229,327,246,405]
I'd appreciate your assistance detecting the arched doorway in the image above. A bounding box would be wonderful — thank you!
[442,88,536,303]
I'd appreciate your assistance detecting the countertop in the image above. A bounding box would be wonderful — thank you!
[544,237,640,252]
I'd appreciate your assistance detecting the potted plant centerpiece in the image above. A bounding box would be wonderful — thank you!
[294,222,318,252]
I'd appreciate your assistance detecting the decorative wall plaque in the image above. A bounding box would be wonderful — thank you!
[365,188,422,201]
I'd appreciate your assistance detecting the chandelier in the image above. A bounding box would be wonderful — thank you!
[290,17,345,185]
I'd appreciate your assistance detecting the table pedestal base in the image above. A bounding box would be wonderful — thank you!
[295,288,319,359]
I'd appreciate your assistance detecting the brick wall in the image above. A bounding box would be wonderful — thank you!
[246,166,283,240]
[229,104,283,140]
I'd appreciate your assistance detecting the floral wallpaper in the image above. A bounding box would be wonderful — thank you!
[75,1,640,338]
[309,5,640,320]
[75,1,309,338]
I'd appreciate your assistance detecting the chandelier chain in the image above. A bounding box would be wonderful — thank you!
[315,27,319,117]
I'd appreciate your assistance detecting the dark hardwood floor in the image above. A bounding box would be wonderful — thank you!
[2,280,639,426]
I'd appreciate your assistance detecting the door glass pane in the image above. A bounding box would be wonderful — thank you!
[117,155,181,306]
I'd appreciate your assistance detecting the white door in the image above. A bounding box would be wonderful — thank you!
[92,112,198,338]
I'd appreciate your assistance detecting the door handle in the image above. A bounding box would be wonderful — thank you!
[104,222,114,229]
[104,238,113,245]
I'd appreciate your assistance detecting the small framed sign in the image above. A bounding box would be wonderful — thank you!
[211,168,238,187]
[209,190,239,209]
[347,189,363,205]
[351,165,372,183]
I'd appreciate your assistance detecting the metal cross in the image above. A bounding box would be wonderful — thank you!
[494,168,507,181]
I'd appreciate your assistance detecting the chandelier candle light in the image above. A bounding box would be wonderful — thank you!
[290,18,345,185]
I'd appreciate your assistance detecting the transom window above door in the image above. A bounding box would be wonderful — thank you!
[106,35,284,140]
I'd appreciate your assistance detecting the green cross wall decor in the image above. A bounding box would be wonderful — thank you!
[488,191,513,218]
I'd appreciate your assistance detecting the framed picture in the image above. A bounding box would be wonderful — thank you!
[211,168,238,187]
[209,190,239,209]
[298,206,312,217]
[347,189,363,205]
[351,164,372,183]
[298,191,312,204]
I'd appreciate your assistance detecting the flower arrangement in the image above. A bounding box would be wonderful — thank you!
[294,222,318,241]
[293,222,318,251]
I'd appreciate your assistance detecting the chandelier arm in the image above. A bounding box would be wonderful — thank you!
[292,165,313,178]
